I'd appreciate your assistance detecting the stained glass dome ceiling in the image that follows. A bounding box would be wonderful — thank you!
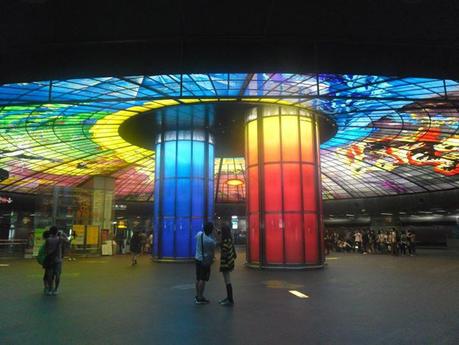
[0,73,457,201]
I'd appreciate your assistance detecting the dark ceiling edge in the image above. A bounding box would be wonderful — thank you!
[2,40,459,84]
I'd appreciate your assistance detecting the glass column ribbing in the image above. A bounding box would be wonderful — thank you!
[153,130,214,261]
[245,105,324,268]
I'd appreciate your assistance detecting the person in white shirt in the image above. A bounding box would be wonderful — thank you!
[353,230,363,253]
[194,222,216,305]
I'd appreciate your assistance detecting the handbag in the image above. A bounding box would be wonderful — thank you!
[36,244,46,266]
[200,233,213,268]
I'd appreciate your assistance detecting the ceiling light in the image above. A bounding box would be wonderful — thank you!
[226,179,244,186]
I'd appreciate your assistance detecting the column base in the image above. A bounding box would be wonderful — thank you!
[152,257,196,263]
[245,262,325,270]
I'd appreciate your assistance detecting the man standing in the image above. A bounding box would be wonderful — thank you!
[44,226,69,296]
[129,231,142,265]
[139,231,147,255]
[115,230,125,254]
[194,222,216,305]
[408,230,416,256]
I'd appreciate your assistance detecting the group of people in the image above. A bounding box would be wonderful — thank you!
[325,228,417,256]
[38,222,237,306]
[127,230,153,265]
[194,222,237,306]
[121,223,237,305]
[115,230,153,256]
[40,226,70,296]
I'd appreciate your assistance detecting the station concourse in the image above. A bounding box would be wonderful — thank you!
[1,2,459,345]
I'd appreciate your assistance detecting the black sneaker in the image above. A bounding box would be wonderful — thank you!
[195,297,207,305]
[218,298,229,304]
[220,299,234,306]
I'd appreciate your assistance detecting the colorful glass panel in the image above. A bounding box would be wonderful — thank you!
[153,131,214,259]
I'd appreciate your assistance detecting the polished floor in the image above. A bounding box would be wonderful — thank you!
[1,248,459,345]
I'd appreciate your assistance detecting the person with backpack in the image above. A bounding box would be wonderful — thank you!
[194,222,216,305]
[218,224,237,306]
[43,226,69,296]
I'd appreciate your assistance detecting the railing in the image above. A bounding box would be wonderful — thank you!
[0,239,29,258]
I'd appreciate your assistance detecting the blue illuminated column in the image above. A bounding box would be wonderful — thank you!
[153,130,214,260]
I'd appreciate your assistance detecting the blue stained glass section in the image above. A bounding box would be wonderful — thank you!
[192,179,204,217]
[0,81,50,102]
[176,178,191,216]
[163,179,176,216]
[153,180,160,256]
[181,74,216,97]
[164,141,177,178]
[126,76,162,98]
[154,131,214,259]
[208,144,214,177]
[177,141,192,177]
[176,218,190,257]
[209,73,230,96]
[154,180,160,215]
[207,144,215,219]
[192,143,205,178]
[161,218,175,257]
[155,145,161,179]
[143,75,181,96]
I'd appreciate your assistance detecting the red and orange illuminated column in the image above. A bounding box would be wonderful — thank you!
[245,105,324,268]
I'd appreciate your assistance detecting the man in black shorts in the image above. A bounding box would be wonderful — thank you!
[194,222,216,305]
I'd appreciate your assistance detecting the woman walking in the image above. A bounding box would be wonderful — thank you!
[219,224,237,306]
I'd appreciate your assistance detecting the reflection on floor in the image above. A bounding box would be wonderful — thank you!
[1,248,459,345]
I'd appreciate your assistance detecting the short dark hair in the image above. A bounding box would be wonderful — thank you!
[43,230,50,239]
[49,226,58,235]
[221,224,232,240]
[204,222,214,235]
